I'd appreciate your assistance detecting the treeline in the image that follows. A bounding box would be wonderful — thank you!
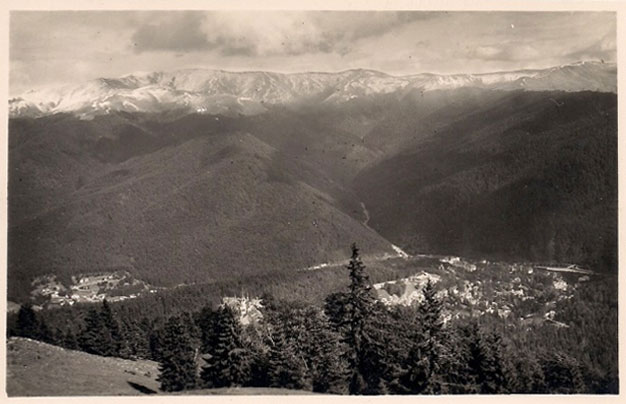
[8,245,618,394]
[8,299,153,360]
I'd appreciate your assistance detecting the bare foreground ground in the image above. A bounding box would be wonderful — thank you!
[6,337,313,396]
[7,337,160,396]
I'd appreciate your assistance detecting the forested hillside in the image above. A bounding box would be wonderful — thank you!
[9,90,617,302]
[355,91,617,271]
[8,112,394,301]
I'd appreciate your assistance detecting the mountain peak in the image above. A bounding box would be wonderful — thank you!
[10,61,615,118]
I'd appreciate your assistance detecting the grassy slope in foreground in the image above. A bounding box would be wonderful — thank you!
[7,337,160,396]
[6,337,318,396]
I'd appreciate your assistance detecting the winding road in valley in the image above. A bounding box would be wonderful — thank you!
[360,201,371,227]
[296,201,410,272]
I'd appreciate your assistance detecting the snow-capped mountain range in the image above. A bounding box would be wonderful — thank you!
[9,61,616,118]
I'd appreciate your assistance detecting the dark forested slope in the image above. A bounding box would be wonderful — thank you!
[355,91,617,271]
[8,89,618,302]
[8,114,394,301]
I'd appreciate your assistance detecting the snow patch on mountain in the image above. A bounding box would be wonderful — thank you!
[10,61,615,118]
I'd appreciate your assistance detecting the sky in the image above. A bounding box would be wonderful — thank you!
[9,10,616,95]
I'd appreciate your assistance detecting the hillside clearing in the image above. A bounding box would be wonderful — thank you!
[7,337,159,396]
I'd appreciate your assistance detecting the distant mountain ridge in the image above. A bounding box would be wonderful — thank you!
[9,61,616,118]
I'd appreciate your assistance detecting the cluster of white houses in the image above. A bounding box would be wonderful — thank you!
[31,272,155,307]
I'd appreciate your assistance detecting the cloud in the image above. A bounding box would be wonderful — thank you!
[10,10,617,94]
[129,11,432,57]
[473,46,502,59]
[565,32,617,62]
[599,32,616,52]
[201,12,356,57]
[469,43,540,61]
[131,12,210,53]
[313,11,437,42]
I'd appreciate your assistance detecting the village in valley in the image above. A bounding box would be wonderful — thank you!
[23,251,595,335]
[29,271,157,309]
[371,255,593,329]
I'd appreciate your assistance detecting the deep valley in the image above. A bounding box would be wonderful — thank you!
[7,60,619,395]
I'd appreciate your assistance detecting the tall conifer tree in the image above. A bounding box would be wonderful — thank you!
[401,280,446,393]
[341,243,384,394]
[201,304,250,388]
[157,315,198,392]
[15,305,40,339]
[100,299,122,355]
[267,323,310,390]
[78,300,121,356]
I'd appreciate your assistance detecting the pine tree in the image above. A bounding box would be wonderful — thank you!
[400,280,445,394]
[78,300,121,356]
[464,324,509,394]
[15,305,40,339]
[79,307,107,355]
[197,305,218,353]
[419,281,444,339]
[509,352,546,393]
[137,317,154,359]
[312,336,348,394]
[63,327,79,350]
[37,317,53,344]
[478,332,509,394]
[246,327,271,388]
[262,300,348,393]
[337,243,384,394]
[419,280,444,393]
[157,315,198,392]
[100,300,122,356]
[358,311,392,394]
[324,291,350,334]
[229,346,252,387]
[434,324,474,394]
[267,323,310,390]
[119,319,150,359]
[201,304,251,388]
[149,325,165,362]
[539,351,585,393]
[304,310,348,394]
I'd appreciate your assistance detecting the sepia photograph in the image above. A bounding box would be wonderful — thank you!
[3,2,621,398]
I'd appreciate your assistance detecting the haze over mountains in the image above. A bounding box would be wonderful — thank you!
[8,60,617,302]
[9,61,616,119]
